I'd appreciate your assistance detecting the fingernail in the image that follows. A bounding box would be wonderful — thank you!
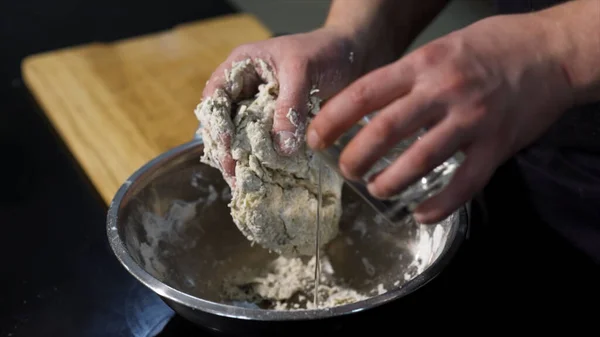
[340,162,360,181]
[275,131,298,156]
[306,128,323,150]
[413,212,426,224]
[339,162,351,179]
[367,182,384,199]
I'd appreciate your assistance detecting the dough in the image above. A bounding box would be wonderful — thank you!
[222,255,368,310]
[195,58,344,256]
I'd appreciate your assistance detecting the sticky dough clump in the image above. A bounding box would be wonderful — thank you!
[195,58,344,256]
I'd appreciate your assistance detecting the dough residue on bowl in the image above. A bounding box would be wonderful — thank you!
[195,58,344,257]
[221,254,368,310]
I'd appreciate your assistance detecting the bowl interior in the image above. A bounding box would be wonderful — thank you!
[115,142,459,311]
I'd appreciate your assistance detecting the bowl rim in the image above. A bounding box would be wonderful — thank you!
[106,139,469,321]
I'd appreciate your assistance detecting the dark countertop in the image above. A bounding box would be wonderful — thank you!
[1,1,599,335]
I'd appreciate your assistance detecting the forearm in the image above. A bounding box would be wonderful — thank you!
[537,0,600,104]
[324,0,449,73]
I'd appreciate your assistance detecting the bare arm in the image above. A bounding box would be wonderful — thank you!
[538,0,600,104]
[324,0,450,73]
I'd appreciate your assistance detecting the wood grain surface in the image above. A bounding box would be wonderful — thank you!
[21,13,271,205]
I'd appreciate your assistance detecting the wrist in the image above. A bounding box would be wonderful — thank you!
[534,1,600,105]
[323,0,449,76]
[323,18,402,76]
[323,0,412,75]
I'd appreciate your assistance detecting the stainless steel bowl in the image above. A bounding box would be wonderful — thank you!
[106,139,469,335]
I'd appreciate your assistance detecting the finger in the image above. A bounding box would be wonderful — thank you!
[218,133,236,179]
[306,61,415,150]
[338,93,445,181]
[198,91,238,187]
[203,51,264,100]
[203,56,239,98]
[413,142,496,224]
[221,153,236,188]
[366,118,469,200]
[272,62,312,156]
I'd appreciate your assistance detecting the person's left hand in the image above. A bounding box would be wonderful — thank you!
[306,12,575,224]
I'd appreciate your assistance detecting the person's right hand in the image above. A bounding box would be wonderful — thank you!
[201,27,370,186]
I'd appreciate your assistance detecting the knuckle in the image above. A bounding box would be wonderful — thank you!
[434,70,468,99]
[369,113,397,141]
[413,41,450,67]
[446,70,469,91]
[348,83,371,108]
[452,104,488,132]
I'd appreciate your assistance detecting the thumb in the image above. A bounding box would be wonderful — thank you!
[203,57,262,100]
[272,67,312,156]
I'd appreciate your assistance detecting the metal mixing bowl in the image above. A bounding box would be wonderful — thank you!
[106,139,468,336]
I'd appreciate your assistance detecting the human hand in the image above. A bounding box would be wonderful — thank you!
[307,13,575,224]
[201,27,366,185]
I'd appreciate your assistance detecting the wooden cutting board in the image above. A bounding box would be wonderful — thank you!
[22,13,272,205]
